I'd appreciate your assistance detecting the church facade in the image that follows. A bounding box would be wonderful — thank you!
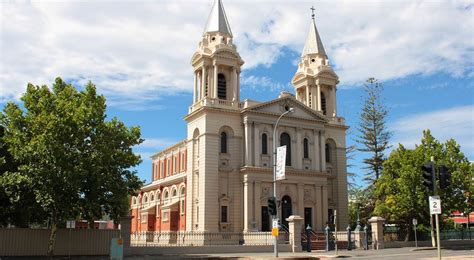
[130,0,349,233]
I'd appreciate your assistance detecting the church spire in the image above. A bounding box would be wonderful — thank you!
[203,0,232,37]
[301,8,326,57]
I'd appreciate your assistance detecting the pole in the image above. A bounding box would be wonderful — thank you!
[334,210,338,256]
[272,108,293,258]
[430,156,436,247]
[435,214,441,260]
[414,222,418,248]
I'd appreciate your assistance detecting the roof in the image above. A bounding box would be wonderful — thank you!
[301,18,327,57]
[203,0,232,36]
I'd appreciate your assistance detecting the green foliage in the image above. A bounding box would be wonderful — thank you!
[0,77,143,254]
[374,130,473,229]
[356,78,392,182]
[348,186,375,228]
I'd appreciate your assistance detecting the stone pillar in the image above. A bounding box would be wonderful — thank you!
[322,185,328,226]
[296,128,302,169]
[243,177,253,232]
[254,181,261,231]
[332,87,337,117]
[213,63,218,98]
[232,67,237,102]
[315,185,323,230]
[254,123,260,167]
[244,120,251,166]
[193,72,197,103]
[120,216,132,256]
[202,66,207,97]
[320,131,326,171]
[369,216,385,249]
[317,84,321,111]
[236,71,240,102]
[297,183,304,216]
[286,215,304,252]
[313,129,320,171]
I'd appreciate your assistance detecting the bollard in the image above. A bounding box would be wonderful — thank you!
[347,225,352,251]
[306,225,312,252]
[325,224,330,251]
[364,225,369,250]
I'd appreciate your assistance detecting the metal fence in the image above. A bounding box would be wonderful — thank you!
[0,228,120,256]
[131,231,285,246]
[384,227,473,242]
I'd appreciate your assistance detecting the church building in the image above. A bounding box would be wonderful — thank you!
[130,0,349,233]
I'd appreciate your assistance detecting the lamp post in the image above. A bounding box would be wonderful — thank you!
[273,107,294,257]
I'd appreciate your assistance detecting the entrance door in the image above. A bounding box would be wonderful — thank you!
[281,195,292,229]
[261,206,270,231]
[304,207,312,229]
[170,211,179,231]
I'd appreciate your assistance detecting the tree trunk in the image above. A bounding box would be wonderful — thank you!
[47,217,58,256]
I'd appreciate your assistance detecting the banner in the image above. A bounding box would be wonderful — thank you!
[276,145,287,181]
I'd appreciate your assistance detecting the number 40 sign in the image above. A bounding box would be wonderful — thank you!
[429,196,442,215]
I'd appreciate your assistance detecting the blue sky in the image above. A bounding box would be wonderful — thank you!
[1,0,473,186]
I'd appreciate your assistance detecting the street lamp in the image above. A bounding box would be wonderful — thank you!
[272,107,294,257]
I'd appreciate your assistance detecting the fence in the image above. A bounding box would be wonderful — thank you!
[131,231,286,246]
[0,228,120,256]
[384,227,474,242]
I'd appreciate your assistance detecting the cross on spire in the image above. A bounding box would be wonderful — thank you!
[310,6,315,20]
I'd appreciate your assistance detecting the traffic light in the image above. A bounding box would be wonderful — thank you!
[421,162,434,192]
[267,197,277,216]
[439,165,451,189]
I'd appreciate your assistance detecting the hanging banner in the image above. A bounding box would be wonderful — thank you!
[276,145,287,181]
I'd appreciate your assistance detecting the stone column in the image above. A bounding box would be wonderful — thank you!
[254,123,260,167]
[296,128,302,169]
[322,185,328,226]
[297,183,304,216]
[313,129,319,171]
[202,66,207,97]
[286,215,304,252]
[332,87,337,117]
[193,72,197,103]
[120,216,132,256]
[243,177,253,232]
[369,216,385,249]
[254,181,261,231]
[320,130,326,171]
[237,71,240,102]
[317,84,321,111]
[315,185,323,230]
[213,63,218,98]
[232,67,237,102]
[244,120,251,166]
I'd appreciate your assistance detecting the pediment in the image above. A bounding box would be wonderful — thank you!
[243,96,327,122]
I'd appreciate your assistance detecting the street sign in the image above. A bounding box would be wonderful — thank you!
[272,219,279,229]
[272,227,279,237]
[276,145,287,180]
[429,196,442,215]
[412,218,417,225]
[66,220,75,229]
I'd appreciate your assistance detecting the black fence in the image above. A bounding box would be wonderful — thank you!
[384,226,473,242]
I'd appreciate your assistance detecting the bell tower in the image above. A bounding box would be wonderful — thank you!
[291,9,339,117]
[190,0,244,109]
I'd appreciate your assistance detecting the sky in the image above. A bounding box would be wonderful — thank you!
[1,0,473,186]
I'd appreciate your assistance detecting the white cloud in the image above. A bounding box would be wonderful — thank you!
[241,75,290,92]
[1,0,473,107]
[389,105,474,158]
[140,138,178,150]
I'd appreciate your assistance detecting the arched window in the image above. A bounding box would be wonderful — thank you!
[303,138,309,159]
[220,132,227,153]
[280,133,291,166]
[218,73,226,99]
[321,92,327,115]
[164,190,169,200]
[325,143,330,163]
[262,133,268,155]
[172,188,177,197]
[180,186,186,196]
[150,193,154,201]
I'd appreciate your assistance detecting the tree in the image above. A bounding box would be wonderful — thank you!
[348,185,375,229]
[1,78,143,255]
[357,78,392,182]
[374,130,473,239]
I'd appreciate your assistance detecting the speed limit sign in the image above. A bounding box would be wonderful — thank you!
[429,196,442,215]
